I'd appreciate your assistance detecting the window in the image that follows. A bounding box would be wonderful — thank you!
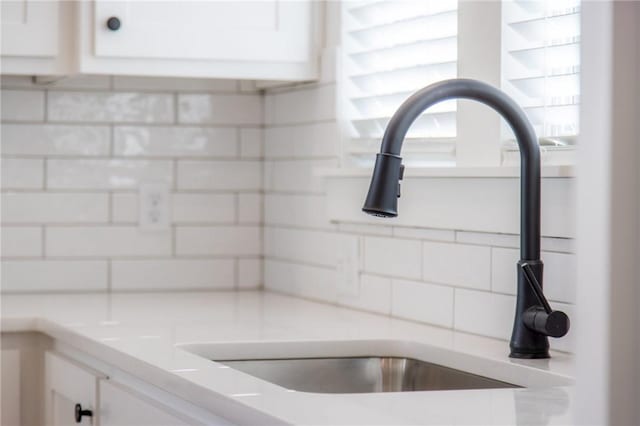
[340,0,581,167]
[342,0,459,166]
[502,0,581,148]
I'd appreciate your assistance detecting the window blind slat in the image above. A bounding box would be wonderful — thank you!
[349,62,457,97]
[348,11,457,52]
[502,0,581,141]
[347,0,457,27]
[348,36,457,72]
[351,111,457,140]
[344,0,458,162]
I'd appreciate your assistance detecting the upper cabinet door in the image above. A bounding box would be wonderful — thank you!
[93,1,314,63]
[1,0,59,57]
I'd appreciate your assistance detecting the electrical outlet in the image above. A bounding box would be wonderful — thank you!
[139,183,170,231]
[337,238,360,298]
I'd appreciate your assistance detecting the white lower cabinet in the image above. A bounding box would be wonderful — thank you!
[1,349,21,426]
[44,350,232,426]
[45,352,102,425]
[99,380,193,426]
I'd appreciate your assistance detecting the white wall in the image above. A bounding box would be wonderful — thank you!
[575,2,640,424]
[0,76,263,292]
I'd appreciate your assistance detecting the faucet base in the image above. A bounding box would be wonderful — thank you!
[509,350,550,359]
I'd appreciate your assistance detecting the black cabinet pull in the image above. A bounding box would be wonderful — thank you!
[106,16,121,31]
[74,403,92,423]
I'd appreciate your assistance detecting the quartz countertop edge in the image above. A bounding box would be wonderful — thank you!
[1,291,575,425]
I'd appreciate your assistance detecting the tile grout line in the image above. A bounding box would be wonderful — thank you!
[107,258,112,292]
[41,226,46,259]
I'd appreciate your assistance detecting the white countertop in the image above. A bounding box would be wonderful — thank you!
[1,291,575,425]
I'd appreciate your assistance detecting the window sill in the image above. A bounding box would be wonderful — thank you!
[322,166,575,238]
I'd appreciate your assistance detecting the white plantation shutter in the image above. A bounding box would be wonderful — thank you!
[342,0,459,166]
[502,0,581,147]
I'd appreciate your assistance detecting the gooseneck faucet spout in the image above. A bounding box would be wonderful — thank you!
[363,79,569,359]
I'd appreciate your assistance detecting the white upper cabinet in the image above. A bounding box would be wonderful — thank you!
[1,0,321,81]
[0,1,73,75]
[1,0,58,57]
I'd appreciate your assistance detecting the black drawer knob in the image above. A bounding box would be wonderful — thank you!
[106,16,121,31]
[75,403,93,423]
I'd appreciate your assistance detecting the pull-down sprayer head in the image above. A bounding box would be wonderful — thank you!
[362,153,404,217]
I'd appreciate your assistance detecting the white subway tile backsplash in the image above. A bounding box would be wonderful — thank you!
[177,160,261,190]
[338,223,392,237]
[1,90,45,121]
[455,231,519,248]
[1,260,108,292]
[1,158,44,189]
[264,227,354,267]
[2,193,108,224]
[111,259,235,290]
[338,273,391,315]
[264,122,338,158]
[1,227,42,257]
[392,279,454,328]
[240,128,263,158]
[264,194,330,229]
[491,248,522,296]
[454,289,515,340]
[1,124,110,156]
[363,236,422,280]
[264,84,335,125]
[46,226,171,257]
[114,126,237,158]
[264,159,337,193]
[112,76,237,92]
[491,247,576,304]
[47,159,173,190]
[111,193,138,223]
[176,226,261,256]
[48,91,174,123]
[541,238,575,253]
[173,193,236,224]
[0,76,577,350]
[178,94,262,125]
[111,192,236,224]
[265,259,337,304]
[238,193,262,224]
[543,252,577,304]
[422,241,490,290]
[392,227,455,242]
[238,258,262,289]
[455,231,574,253]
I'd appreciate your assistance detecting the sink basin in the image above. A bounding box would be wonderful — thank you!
[178,340,573,393]
[218,357,519,393]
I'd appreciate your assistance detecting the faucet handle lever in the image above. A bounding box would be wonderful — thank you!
[520,263,570,338]
[520,263,552,313]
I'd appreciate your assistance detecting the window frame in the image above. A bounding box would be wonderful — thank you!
[338,0,578,168]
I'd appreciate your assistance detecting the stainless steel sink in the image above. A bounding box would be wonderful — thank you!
[218,357,520,393]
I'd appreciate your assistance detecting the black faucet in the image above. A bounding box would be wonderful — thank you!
[363,78,569,359]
